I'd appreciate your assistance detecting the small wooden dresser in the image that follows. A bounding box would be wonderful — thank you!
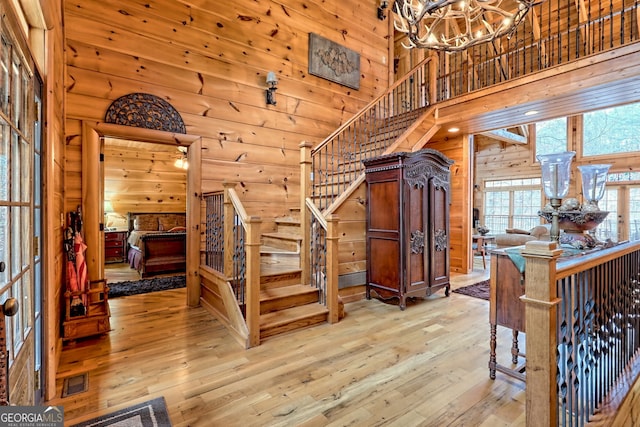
[105,230,127,263]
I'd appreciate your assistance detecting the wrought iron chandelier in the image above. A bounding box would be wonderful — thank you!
[393,0,538,52]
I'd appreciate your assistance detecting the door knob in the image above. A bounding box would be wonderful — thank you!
[1,298,18,317]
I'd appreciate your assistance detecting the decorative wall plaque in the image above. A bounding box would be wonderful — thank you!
[308,33,360,90]
[104,93,186,134]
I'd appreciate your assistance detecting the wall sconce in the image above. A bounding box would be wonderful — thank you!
[377,0,388,20]
[174,146,189,170]
[266,71,278,105]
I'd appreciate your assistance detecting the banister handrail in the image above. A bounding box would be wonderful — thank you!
[555,240,640,279]
[311,56,432,156]
[227,187,250,226]
[305,197,327,229]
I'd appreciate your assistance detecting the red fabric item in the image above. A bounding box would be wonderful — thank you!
[66,261,78,292]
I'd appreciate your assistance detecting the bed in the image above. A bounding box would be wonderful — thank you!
[126,212,187,278]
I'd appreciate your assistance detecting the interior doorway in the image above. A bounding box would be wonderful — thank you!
[102,138,188,284]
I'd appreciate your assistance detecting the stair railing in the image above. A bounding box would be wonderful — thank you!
[300,58,435,324]
[310,56,434,211]
[521,240,640,426]
[204,183,262,346]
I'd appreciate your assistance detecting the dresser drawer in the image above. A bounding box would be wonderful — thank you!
[105,231,127,263]
[105,231,127,241]
[105,247,124,258]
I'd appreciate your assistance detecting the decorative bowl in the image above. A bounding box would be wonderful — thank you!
[477,225,490,235]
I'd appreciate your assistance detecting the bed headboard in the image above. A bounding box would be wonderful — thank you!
[127,212,187,233]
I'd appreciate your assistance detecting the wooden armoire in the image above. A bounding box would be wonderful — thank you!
[363,149,453,310]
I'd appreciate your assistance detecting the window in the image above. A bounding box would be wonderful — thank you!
[583,103,640,156]
[535,117,567,157]
[483,178,543,233]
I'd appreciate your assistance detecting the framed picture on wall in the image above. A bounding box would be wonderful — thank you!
[308,33,360,90]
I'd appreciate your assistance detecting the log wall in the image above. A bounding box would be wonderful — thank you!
[103,139,187,217]
[64,0,390,222]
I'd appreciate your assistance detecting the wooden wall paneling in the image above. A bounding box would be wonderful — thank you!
[201,139,299,166]
[427,135,472,273]
[103,139,187,216]
[66,39,365,117]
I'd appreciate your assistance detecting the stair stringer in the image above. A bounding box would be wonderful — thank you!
[386,105,440,153]
[199,266,251,349]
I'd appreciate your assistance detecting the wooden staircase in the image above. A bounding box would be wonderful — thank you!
[258,214,330,340]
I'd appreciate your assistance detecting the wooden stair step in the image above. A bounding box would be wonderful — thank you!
[260,303,329,339]
[261,232,301,252]
[260,284,319,314]
[260,268,303,289]
[274,216,301,234]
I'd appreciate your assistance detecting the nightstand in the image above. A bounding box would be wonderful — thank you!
[105,230,127,263]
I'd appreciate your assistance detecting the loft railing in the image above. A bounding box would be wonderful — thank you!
[203,183,262,346]
[435,0,640,101]
[521,240,640,426]
[310,56,434,212]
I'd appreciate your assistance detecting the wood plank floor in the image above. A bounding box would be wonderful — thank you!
[49,256,526,426]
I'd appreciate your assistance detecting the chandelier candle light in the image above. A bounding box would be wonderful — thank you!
[393,0,539,51]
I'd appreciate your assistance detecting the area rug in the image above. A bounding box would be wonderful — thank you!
[70,397,172,427]
[452,279,490,300]
[108,275,186,298]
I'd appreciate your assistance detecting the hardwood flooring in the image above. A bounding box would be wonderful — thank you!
[50,255,526,426]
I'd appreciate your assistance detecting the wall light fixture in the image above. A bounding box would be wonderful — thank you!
[266,71,278,105]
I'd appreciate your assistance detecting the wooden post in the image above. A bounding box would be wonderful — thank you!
[326,214,340,324]
[222,182,236,278]
[299,142,313,286]
[186,139,202,307]
[520,240,563,427]
[81,122,102,282]
[244,216,262,348]
[429,52,438,105]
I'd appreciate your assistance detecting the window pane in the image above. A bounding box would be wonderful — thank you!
[583,103,640,156]
[629,187,640,241]
[0,38,8,115]
[20,138,30,203]
[11,206,19,275]
[536,117,567,157]
[513,189,542,229]
[21,206,29,269]
[0,119,7,201]
[12,279,22,351]
[484,191,510,232]
[0,206,6,286]
[11,130,19,202]
[595,188,618,241]
[11,57,20,128]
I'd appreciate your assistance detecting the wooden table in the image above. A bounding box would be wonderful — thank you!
[488,248,526,382]
[472,234,496,269]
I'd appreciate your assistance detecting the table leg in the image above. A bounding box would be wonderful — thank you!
[511,329,519,364]
[489,323,497,379]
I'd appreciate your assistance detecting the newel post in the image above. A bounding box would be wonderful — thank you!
[222,182,236,278]
[326,214,340,323]
[299,141,313,285]
[520,240,563,427]
[245,216,262,348]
